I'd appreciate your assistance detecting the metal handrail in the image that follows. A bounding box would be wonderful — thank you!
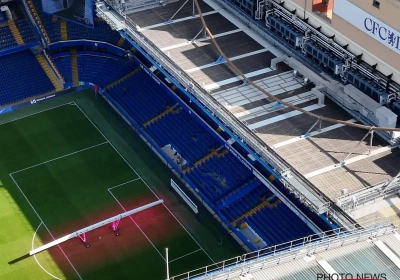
[42,50,65,84]
[337,178,400,213]
[171,215,399,280]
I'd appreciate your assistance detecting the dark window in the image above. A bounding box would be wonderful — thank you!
[373,0,380,8]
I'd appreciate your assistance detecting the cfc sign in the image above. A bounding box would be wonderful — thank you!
[333,0,400,54]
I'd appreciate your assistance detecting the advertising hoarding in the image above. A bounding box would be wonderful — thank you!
[333,0,400,55]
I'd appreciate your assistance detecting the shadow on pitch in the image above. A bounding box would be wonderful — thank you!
[8,253,32,265]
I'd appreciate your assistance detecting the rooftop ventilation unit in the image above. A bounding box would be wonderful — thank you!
[392,102,400,116]
[303,42,343,76]
[345,71,389,105]
[268,17,303,47]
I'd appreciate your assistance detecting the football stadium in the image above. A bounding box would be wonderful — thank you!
[0,0,400,279]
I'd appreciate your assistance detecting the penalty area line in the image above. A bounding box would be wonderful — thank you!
[107,188,166,261]
[0,102,74,128]
[107,178,141,191]
[168,248,202,263]
[10,141,109,175]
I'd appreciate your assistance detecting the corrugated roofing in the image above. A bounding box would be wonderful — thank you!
[380,233,400,258]
[228,233,400,280]
[319,240,400,278]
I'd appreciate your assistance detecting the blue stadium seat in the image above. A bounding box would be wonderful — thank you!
[52,51,136,87]
[67,20,122,45]
[76,52,135,86]
[10,3,37,44]
[15,19,37,43]
[0,27,17,51]
[0,50,54,105]
[52,52,72,82]
[29,0,129,47]
[220,183,315,246]
[0,2,37,51]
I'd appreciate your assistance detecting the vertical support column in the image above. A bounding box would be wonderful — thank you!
[166,248,170,280]
[337,128,373,166]
[319,118,322,132]
[166,0,190,24]
[78,233,90,248]
[369,130,374,156]
[303,116,322,138]
[191,27,205,42]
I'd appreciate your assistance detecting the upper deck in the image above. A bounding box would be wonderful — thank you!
[126,0,400,211]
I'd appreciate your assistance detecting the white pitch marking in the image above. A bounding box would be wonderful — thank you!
[107,178,142,190]
[32,222,63,280]
[108,188,166,261]
[10,141,109,175]
[0,102,73,127]
[168,248,202,263]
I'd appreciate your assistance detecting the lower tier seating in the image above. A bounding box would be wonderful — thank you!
[221,186,315,246]
[76,52,135,86]
[52,51,136,87]
[0,50,54,105]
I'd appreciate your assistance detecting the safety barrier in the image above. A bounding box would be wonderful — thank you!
[171,216,399,280]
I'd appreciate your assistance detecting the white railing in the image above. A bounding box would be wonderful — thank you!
[43,50,65,84]
[337,175,400,213]
[171,216,399,280]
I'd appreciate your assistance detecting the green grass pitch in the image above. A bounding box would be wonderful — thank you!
[0,99,225,280]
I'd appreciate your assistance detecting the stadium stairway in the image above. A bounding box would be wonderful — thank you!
[215,178,262,210]
[117,37,125,47]
[8,20,24,45]
[0,25,17,51]
[182,148,220,173]
[70,48,79,87]
[247,203,314,244]
[143,105,180,127]
[221,187,273,222]
[104,67,141,91]
[59,19,67,41]
[35,54,63,91]
[26,0,50,43]
[231,199,272,225]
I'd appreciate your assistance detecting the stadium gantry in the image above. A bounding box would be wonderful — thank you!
[0,0,399,279]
